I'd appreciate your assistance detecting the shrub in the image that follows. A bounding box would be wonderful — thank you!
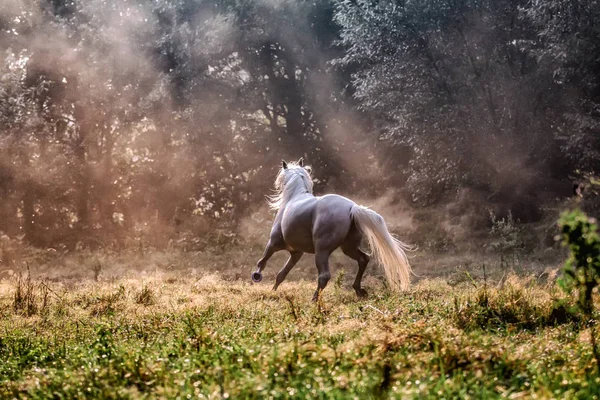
[558,208,600,371]
[453,275,553,332]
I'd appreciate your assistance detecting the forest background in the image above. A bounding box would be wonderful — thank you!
[2,0,599,269]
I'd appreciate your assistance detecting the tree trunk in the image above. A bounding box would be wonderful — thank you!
[99,127,115,226]
[283,58,303,137]
[74,104,90,228]
[22,183,36,244]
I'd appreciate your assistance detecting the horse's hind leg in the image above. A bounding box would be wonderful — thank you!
[341,243,370,299]
[312,251,332,302]
[273,251,303,290]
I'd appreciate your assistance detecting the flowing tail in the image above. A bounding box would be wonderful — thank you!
[350,205,412,291]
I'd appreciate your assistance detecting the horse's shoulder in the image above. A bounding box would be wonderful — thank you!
[318,193,353,202]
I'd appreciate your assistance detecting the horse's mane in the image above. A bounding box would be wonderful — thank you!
[268,162,314,210]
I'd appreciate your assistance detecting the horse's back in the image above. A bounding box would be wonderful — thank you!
[315,194,356,210]
[280,194,356,253]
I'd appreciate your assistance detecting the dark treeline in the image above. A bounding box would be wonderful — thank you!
[0,0,598,249]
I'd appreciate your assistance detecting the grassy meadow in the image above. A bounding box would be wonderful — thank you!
[1,248,599,399]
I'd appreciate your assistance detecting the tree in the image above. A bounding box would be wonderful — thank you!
[0,0,360,248]
[333,0,564,216]
[524,0,600,173]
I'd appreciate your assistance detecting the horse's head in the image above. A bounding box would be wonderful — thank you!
[276,158,312,189]
[269,158,313,210]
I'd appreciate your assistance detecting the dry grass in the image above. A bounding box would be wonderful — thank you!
[0,259,598,398]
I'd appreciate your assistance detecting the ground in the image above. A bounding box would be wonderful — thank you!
[1,248,599,399]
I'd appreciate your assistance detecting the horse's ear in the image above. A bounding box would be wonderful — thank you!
[282,160,288,169]
[298,157,304,167]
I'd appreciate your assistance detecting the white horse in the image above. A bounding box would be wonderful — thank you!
[251,159,412,300]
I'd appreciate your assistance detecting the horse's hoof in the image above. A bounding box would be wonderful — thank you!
[251,272,263,283]
[355,288,369,299]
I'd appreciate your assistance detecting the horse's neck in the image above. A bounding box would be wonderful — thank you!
[280,191,312,209]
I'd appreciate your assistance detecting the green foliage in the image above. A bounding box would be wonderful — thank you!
[558,209,600,314]
[558,208,600,372]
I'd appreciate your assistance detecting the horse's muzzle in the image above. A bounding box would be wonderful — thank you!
[251,271,263,283]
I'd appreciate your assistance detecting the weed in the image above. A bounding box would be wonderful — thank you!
[284,294,299,321]
[489,210,524,268]
[334,268,345,290]
[90,285,126,317]
[453,275,557,331]
[135,284,156,306]
[39,279,50,316]
[12,266,37,316]
[91,260,102,281]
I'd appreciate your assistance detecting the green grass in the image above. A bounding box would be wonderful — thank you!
[1,272,599,399]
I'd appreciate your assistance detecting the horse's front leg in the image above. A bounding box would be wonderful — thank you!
[252,239,279,282]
